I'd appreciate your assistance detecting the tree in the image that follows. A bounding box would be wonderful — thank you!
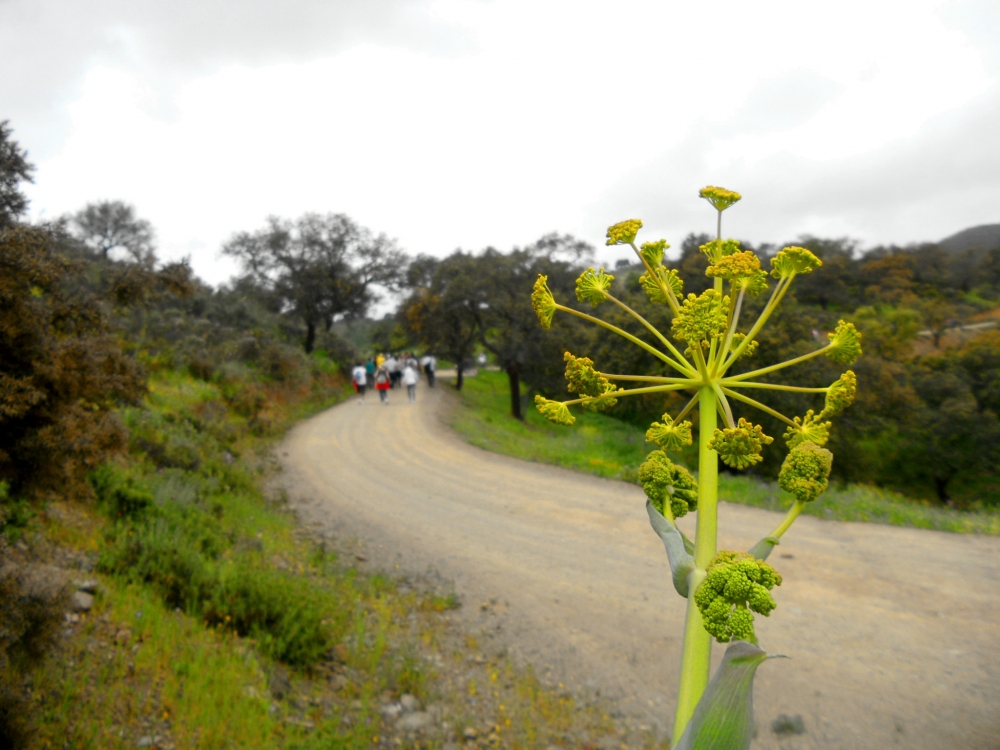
[222,214,407,353]
[0,226,147,499]
[401,252,481,390]
[0,121,34,230]
[473,234,591,419]
[70,201,156,263]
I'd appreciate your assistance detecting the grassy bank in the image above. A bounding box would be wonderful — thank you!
[449,372,1000,535]
[16,366,647,750]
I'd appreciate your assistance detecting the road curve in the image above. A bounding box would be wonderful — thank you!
[277,382,1000,749]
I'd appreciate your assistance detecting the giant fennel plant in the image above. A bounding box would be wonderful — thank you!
[530,187,861,748]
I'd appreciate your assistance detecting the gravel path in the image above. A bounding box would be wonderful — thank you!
[277,383,1000,749]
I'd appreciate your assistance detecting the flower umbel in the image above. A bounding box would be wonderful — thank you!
[820,370,857,418]
[606,219,643,246]
[531,274,556,330]
[646,415,694,453]
[770,246,822,279]
[639,266,683,305]
[639,450,699,519]
[778,441,833,502]
[699,238,742,264]
[709,418,773,469]
[533,395,575,426]
[826,321,863,365]
[639,239,670,267]
[783,410,831,449]
[671,289,729,352]
[699,186,742,212]
[706,250,769,297]
[694,551,781,644]
[563,352,619,410]
[575,267,614,307]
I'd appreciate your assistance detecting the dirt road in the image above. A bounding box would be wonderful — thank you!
[277,383,1000,749]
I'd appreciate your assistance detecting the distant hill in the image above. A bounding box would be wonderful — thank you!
[938,224,1000,253]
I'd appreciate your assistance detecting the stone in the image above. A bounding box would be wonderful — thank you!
[397,711,432,732]
[71,591,94,612]
[772,714,806,736]
[462,726,479,740]
[380,702,403,719]
[77,579,100,594]
[135,736,161,748]
[399,693,420,712]
[269,665,291,700]
[114,628,132,645]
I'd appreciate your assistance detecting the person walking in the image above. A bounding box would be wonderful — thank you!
[351,363,367,404]
[403,358,419,402]
[386,354,401,389]
[374,362,391,404]
[420,354,437,388]
[365,358,375,389]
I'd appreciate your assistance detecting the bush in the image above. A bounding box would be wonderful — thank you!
[89,464,153,518]
[205,563,333,666]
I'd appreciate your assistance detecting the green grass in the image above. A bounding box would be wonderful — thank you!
[450,372,1000,535]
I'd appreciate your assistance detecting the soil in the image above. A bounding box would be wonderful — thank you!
[276,381,1000,750]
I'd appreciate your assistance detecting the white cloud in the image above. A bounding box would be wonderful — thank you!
[10,0,999,288]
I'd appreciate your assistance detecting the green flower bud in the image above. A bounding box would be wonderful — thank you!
[709,418,773,470]
[605,219,643,246]
[531,274,556,329]
[694,550,781,644]
[770,246,822,278]
[638,450,699,519]
[534,395,575,426]
[575,267,614,307]
[646,415,694,452]
[778,441,833,503]
[563,352,619,411]
[826,321,862,365]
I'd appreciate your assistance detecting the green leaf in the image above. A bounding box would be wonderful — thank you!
[748,535,779,561]
[673,641,779,750]
[646,501,695,597]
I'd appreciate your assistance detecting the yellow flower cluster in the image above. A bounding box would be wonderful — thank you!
[639,450,699,519]
[706,250,770,297]
[821,370,857,418]
[729,333,758,360]
[639,239,670,267]
[826,321,863,365]
[699,186,742,212]
[639,266,683,305]
[671,289,729,352]
[646,415,694,453]
[769,246,822,279]
[531,274,556,330]
[699,238,742,264]
[605,219,643,246]
[709,418,774,470]
[575,267,614,307]
[534,395,575,426]
[782,410,831,449]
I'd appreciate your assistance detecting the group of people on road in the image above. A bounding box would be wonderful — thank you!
[351,353,437,405]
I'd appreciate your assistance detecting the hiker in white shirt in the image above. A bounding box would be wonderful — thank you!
[403,362,419,402]
[351,364,367,403]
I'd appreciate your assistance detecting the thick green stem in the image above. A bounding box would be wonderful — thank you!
[673,386,718,740]
[770,499,806,538]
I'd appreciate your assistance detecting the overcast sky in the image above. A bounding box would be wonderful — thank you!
[3,0,999,288]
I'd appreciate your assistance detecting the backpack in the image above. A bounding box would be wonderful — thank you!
[375,369,389,385]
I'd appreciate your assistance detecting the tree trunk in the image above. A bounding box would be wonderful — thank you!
[304,321,317,354]
[934,475,951,504]
[456,364,464,391]
[507,364,522,420]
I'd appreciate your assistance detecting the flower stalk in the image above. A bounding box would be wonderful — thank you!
[529,188,861,743]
